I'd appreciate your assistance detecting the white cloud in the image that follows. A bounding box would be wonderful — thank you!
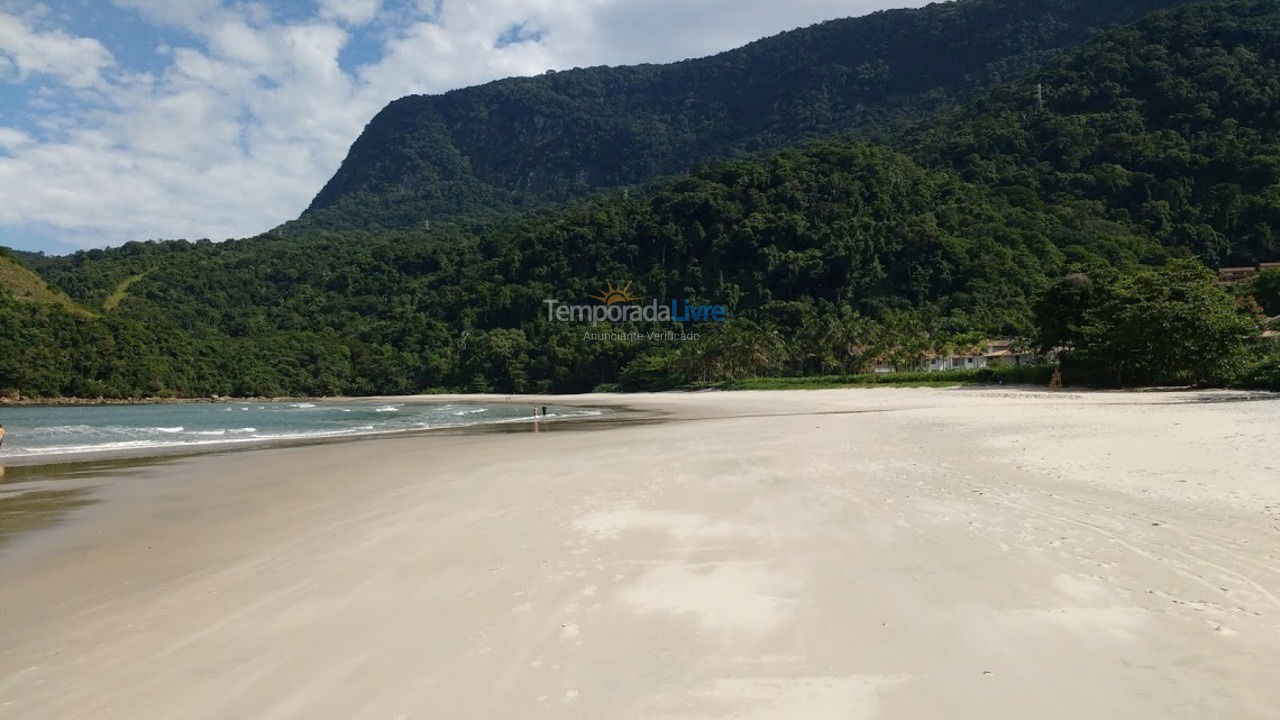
[319,0,383,26]
[108,0,223,31]
[0,11,114,88]
[0,126,33,150]
[0,0,930,249]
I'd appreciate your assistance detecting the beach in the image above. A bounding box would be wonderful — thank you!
[1,387,1278,718]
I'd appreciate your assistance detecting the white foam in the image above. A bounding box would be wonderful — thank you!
[4,404,605,459]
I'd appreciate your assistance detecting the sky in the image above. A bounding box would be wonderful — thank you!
[0,0,930,254]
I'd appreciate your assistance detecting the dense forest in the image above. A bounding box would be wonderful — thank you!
[296,0,1195,231]
[904,0,1280,266]
[4,143,1161,396]
[2,0,1278,398]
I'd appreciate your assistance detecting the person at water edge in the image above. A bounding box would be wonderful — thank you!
[0,424,6,449]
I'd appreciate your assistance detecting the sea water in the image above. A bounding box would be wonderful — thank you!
[0,401,594,460]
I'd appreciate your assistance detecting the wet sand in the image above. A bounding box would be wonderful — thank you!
[1,387,1278,718]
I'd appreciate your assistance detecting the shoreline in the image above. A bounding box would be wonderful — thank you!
[0,398,645,470]
[5,385,1275,469]
[6,381,1272,406]
[0,395,313,406]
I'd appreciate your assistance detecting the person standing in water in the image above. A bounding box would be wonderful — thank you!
[0,424,6,450]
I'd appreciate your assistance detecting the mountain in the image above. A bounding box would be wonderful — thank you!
[5,0,1278,399]
[903,0,1280,266]
[298,0,1195,231]
[1,139,1160,398]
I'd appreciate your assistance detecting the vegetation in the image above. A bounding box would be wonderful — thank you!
[1037,260,1263,386]
[713,365,1053,391]
[1244,268,1280,316]
[0,252,94,318]
[1234,355,1280,391]
[3,0,1279,399]
[905,0,1280,266]
[296,0,1194,232]
[102,273,148,312]
[3,142,1159,397]
[25,241,192,311]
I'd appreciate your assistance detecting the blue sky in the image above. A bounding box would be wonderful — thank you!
[0,0,927,254]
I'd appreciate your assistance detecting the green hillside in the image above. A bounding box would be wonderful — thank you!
[0,140,1163,398]
[904,0,1280,266]
[297,0,1195,231]
[21,241,192,309]
[3,0,1276,398]
[0,252,94,317]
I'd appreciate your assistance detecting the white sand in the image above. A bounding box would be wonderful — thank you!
[0,387,1278,718]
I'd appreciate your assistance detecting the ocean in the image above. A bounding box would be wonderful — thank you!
[0,401,596,460]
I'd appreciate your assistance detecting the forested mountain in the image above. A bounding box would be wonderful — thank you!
[905,0,1280,266]
[3,0,1278,398]
[298,0,1194,231]
[1,142,1161,397]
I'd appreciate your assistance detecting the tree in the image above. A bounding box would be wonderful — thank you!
[1248,268,1280,317]
[1047,261,1261,386]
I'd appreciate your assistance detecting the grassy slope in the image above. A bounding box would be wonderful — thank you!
[103,272,147,311]
[0,255,96,317]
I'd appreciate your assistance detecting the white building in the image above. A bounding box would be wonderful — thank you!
[875,340,1042,374]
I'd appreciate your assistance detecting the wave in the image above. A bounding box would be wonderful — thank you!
[36,424,188,436]
[3,405,605,459]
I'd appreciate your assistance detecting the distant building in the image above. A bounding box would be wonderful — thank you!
[875,339,1043,374]
[921,339,1040,373]
[1219,266,1258,283]
[923,350,982,372]
[982,339,1041,367]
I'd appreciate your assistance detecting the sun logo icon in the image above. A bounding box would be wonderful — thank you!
[588,281,643,305]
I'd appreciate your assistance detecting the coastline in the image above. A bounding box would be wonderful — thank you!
[0,394,322,406]
[0,397,637,469]
[2,387,1279,717]
[0,393,557,407]
[4,384,1273,470]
